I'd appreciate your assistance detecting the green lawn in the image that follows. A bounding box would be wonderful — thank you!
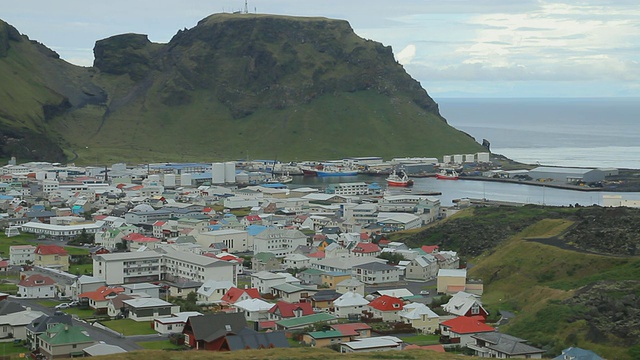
[69,263,93,276]
[0,234,35,257]
[0,283,18,294]
[63,307,95,319]
[64,247,90,256]
[102,319,157,336]
[401,334,440,346]
[0,342,30,357]
[136,340,185,350]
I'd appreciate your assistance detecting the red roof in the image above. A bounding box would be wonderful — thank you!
[258,321,277,330]
[122,233,145,241]
[330,323,371,336]
[220,287,260,304]
[378,239,391,245]
[352,242,381,254]
[268,301,313,318]
[441,316,494,334]
[79,286,125,301]
[421,245,439,254]
[19,274,55,287]
[359,233,370,240]
[244,215,262,221]
[34,244,68,256]
[0,260,8,268]
[94,215,107,221]
[307,251,325,259]
[368,295,404,312]
[153,221,166,226]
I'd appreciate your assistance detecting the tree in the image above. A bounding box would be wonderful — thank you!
[377,252,406,265]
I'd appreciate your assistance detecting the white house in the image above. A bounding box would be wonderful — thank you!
[405,254,439,281]
[336,278,365,296]
[333,291,369,318]
[196,229,250,253]
[340,336,404,353]
[153,312,203,334]
[376,212,423,232]
[232,298,274,322]
[253,228,308,257]
[9,245,35,265]
[122,298,180,322]
[196,280,235,304]
[399,303,440,334]
[17,274,56,299]
[351,262,402,285]
[282,253,311,269]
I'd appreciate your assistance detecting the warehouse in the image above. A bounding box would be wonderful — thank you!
[528,167,608,184]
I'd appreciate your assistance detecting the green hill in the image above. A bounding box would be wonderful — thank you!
[398,206,640,359]
[0,14,484,164]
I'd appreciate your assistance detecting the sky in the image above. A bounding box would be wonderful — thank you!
[3,0,639,98]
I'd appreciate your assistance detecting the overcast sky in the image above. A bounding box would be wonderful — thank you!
[3,0,639,98]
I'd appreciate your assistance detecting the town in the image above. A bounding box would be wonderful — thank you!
[0,155,608,359]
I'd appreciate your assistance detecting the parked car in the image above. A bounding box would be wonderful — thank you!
[68,301,79,307]
[419,290,430,295]
[54,303,70,310]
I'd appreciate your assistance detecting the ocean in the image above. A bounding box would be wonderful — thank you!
[436,98,640,169]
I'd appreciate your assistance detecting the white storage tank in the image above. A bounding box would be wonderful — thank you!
[443,155,452,164]
[148,174,161,182]
[453,154,464,164]
[224,162,236,183]
[464,154,475,163]
[164,174,176,187]
[477,152,490,163]
[35,172,46,180]
[180,173,192,186]
[212,162,225,184]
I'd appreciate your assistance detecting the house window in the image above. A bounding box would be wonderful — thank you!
[471,304,480,315]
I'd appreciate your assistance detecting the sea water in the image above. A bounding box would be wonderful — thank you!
[437,98,640,169]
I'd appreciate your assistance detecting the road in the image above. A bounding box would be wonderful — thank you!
[364,277,437,304]
[10,298,167,352]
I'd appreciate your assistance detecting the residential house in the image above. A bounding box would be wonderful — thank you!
[82,343,127,357]
[302,330,351,347]
[552,347,605,360]
[399,303,440,334]
[320,272,351,289]
[282,253,310,269]
[435,251,460,269]
[26,312,73,351]
[122,298,180,322]
[339,336,404,353]
[405,254,439,281]
[267,301,314,321]
[252,252,281,272]
[275,313,338,331]
[196,280,235,304]
[196,229,250,253]
[250,271,289,294]
[298,268,325,286]
[336,278,365,296]
[17,274,57,298]
[351,262,402,285]
[310,257,387,273]
[442,291,488,318]
[78,286,125,313]
[69,275,105,301]
[107,293,136,318]
[9,245,35,265]
[331,323,371,340]
[232,298,275,322]
[333,291,369,318]
[308,290,342,311]
[469,332,545,358]
[270,283,317,303]
[439,316,495,346]
[122,282,161,298]
[122,233,161,251]
[37,323,96,359]
[166,279,202,300]
[153,311,203,335]
[0,303,45,340]
[376,212,423,232]
[350,242,381,257]
[33,244,69,271]
[220,287,261,306]
[366,295,404,322]
[182,312,288,351]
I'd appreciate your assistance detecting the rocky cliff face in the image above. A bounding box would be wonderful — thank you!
[93,14,440,118]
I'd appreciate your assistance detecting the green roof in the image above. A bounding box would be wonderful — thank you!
[42,323,93,346]
[276,313,336,328]
[254,252,277,262]
[307,330,343,339]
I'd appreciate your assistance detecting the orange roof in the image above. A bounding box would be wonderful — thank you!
[122,233,145,241]
[35,244,68,256]
[308,251,325,258]
[421,245,439,254]
[331,323,371,336]
[368,295,403,312]
[352,242,381,254]
[79,286,125,302]
[153,221,166,226]
[441,316,494,334]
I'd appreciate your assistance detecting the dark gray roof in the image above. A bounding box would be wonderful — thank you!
[0,301,25,315]
[310,289,341,302]
[27,312,73,333]
[187,312,247,342]
[226,329,289,350]
[352,262,397,271]
[472,332,544,355]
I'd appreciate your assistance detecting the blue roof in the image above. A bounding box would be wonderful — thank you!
[553,347,604,360]
[246,225,268,236]
[261,183,287,189]
[0,195,14,200]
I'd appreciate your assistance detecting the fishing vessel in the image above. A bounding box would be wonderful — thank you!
[386,170,414,187]
[436,169,459,180]
[316,168,358,177]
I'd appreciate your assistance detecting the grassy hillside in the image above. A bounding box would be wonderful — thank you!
[0,14,484,164]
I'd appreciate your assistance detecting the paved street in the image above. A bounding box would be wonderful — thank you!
[9,298,159,351]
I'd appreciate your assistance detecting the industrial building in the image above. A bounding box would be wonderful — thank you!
[527,167,609,184]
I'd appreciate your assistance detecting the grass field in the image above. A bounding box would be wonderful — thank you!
[136,340,185,350]
[69,263,93,276]
[102,319,157,336]
[401,334,440,346]
[0,283,17,294]
[62,307,95,319]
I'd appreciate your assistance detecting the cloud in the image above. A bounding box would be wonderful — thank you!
[395,44,416,65]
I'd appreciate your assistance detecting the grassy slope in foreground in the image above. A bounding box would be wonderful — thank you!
[57,89,483,164]
[90,348,468,360]
[469,218,639,359]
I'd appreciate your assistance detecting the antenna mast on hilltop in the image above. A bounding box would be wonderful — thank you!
[244,0,249,14]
